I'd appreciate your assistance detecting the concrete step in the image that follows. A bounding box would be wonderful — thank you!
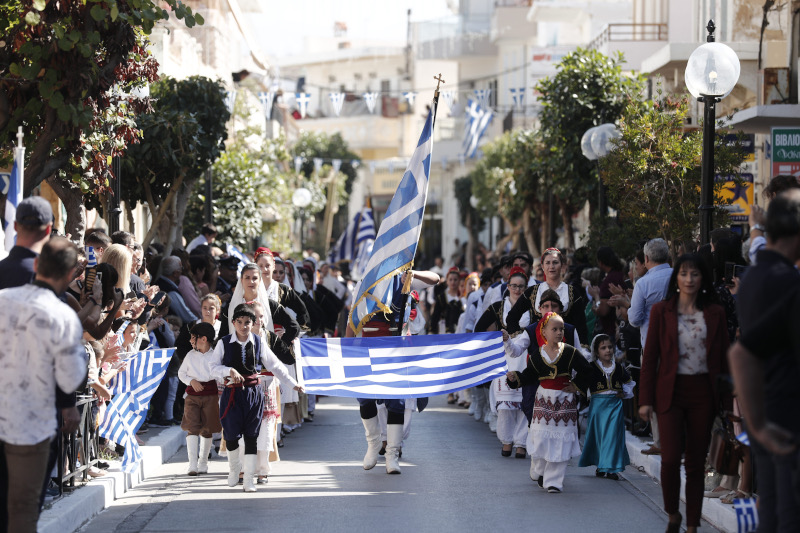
[38,426,185,533]
[626,432,740,533]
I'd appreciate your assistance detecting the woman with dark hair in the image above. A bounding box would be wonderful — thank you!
[589,246,626,339]
[639,254,730,533]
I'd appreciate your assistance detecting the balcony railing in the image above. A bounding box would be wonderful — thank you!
[588,23,668,51]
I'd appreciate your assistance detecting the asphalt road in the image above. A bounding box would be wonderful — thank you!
[80,395,711,533]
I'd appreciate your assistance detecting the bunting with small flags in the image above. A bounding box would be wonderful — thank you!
[403,91,417,107]
[295,93,311,118]
[474,89,491,111]
[363,92,379,114]
[329,92,346,116]
[509,87,525,110]
[258,90,276,121]
[224,90,237,114]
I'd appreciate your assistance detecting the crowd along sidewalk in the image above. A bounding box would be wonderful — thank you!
[38,425,185,533]
[626,432,738,533]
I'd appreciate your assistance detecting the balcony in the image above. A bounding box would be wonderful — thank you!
[588,23,668,71]
[414,15,497,61]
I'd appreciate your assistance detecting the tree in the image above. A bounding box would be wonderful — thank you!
[120,76,229,253]
[598,94,747,256]
[536,48,646,248]
[0,0,202,239]
[292,131,359,254]
[454,174,486,270]
[469,129,548,256]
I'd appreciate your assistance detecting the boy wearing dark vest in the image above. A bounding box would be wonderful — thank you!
[209,304,302,492]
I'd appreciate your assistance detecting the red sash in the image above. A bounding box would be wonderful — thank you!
[186,379,218,396]
[539,375,571,390]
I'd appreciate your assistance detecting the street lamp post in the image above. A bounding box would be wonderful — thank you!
[685,20,741,245]
[292,187,312,252]
[581,123,620,218]
[109,155,122,234]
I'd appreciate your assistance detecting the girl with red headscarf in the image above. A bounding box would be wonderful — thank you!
[506,312,592,493]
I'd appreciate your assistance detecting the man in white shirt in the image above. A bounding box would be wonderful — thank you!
[0,237,87,533]
[186,223,218,253]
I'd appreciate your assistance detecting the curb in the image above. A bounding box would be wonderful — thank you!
[37,426,186,533]
[626,432,738,533]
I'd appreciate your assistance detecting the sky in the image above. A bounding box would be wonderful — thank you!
[249,0,456,58]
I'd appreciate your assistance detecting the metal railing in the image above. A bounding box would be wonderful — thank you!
[588,23,669,51]
[55,395,100,499]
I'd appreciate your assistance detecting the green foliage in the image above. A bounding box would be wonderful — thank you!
[0,0,204,197]
[454,175,485,234]
[597,94,747,253]
[291,131,360,252]
[536,49,646,208]
[470,129,543,222]
[184,94,294,252]
[120,75,229,207]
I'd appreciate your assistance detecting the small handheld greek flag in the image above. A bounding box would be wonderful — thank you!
[734,497,758,533]
[299,332,506,398]
[97,349,174,473]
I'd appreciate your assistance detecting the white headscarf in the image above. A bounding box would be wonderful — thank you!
[289,261,307,295]
[229,264,274,334]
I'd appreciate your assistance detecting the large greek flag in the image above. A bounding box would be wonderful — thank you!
[348,102,436,335]
[328,205,376,278]
[97,348,173,473]
[299,332,506,398]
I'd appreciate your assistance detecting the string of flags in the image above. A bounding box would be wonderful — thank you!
[246,87,537,121]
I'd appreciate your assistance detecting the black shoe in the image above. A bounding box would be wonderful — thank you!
[538,476,544,488]
[257,476,268,484]
[607,473,620,481]
[515,448,527,459]
[277,440,284,448]
[547,486,561,493]
[97,461,110,470]
[501,448,512,457]
[595,469,606,478]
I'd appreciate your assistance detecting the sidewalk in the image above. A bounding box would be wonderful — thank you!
[626,432,738,533]
[37,425,185,533]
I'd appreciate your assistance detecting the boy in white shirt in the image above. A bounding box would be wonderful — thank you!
[178,322,222,476]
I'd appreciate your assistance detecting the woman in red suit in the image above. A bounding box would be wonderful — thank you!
[639,254,730,533]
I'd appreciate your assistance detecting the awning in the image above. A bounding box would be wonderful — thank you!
[724,104,800,134]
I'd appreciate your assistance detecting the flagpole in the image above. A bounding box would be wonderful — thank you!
[15,126,25,193]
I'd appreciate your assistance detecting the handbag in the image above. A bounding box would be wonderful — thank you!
[708,412,743,476]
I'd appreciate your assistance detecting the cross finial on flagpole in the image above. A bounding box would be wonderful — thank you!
[16,126,23,149]
[434,74,445,96]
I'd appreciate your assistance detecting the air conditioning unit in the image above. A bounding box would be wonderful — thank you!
[758,68,790,106]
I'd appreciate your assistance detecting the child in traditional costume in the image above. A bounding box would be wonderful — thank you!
[506,312,591,493]
[209,303,302,492]
[576,334,634,479]
[178,322,222,476]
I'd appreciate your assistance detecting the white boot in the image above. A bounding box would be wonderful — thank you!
[362,417,382,470]
[242,454,257,492]
[227,448,241,487]
[197,437,212,474]
[186,435,199,476]
[385,424,403,474]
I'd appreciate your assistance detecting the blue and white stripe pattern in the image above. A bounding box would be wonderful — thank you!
[295,92,311,118]
[462,99,493,159]
[348,105,435,334]
[97,348,174,473]
[299,332,506,398]
[734,497,759,533]
[4,154,23,252]
[328,206,376,277]
[258,90,276,121]
[736,431,750,446]
[226,243,248,277]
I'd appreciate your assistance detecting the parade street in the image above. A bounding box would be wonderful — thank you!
[79,395,716,533]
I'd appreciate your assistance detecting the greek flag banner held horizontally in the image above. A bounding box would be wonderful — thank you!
[298,332,506,398]
[348,99,436,334]
[96,349,174,473]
